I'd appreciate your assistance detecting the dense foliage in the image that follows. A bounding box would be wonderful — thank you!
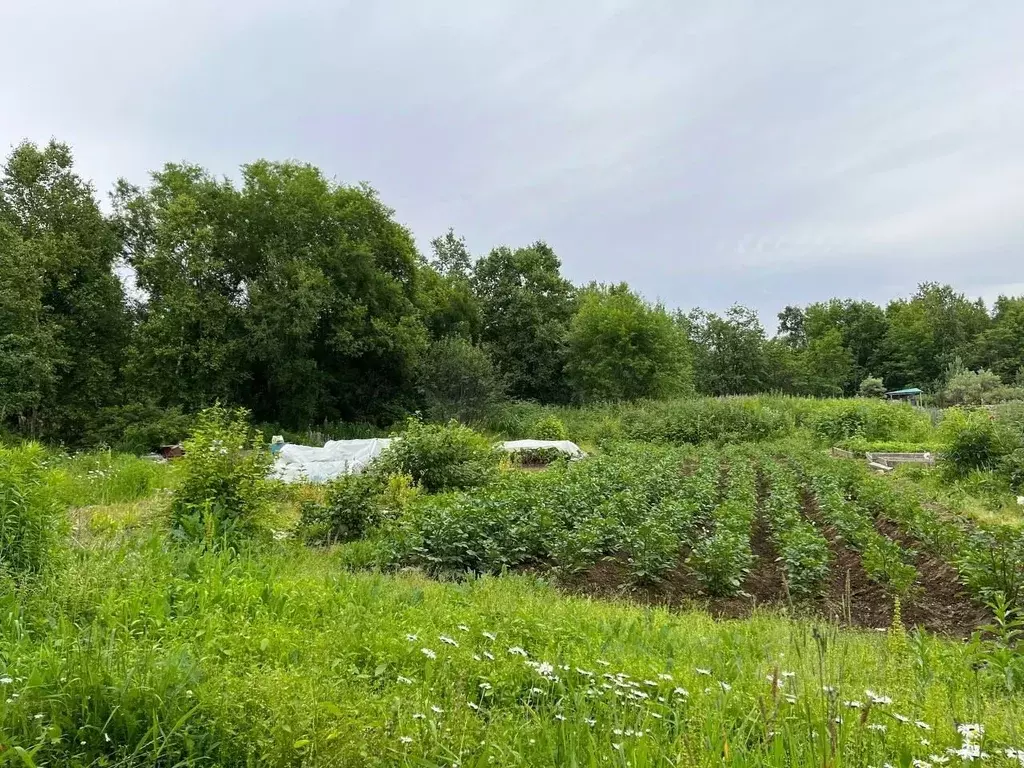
[5,140,1024,451]
[169,406,272,545]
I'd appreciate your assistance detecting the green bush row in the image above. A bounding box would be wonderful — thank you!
[758,457,831,599]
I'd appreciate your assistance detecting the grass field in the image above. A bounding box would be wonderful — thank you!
[3,398,1024,766]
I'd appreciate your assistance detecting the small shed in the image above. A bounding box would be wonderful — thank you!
[884,387,923,406]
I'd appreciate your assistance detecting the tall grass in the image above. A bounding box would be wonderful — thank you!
[2,533,1022,766]
[45,450,178,507]
[0,443,64,578]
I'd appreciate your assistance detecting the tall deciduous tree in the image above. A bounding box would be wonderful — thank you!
[472,242,575,403]
[417,230,481,342]
[686,305,768,396]
[879,283,989,390]
[566,283,692,402]
[0,141,128,440]
[116,160,427,425]
[974,296,1024,382]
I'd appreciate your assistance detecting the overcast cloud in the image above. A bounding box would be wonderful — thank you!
[2,0,1023,323]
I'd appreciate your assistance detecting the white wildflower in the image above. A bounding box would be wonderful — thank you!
[785,695,797,704]
[613,729,624,736]
[537,662,554,677]
[405,634,418,642]
[585,718,596,726]
[695,667,711,675]
[431,705,444,714]
[657,673,673,681]
[104,733,111,743]
[468,702,480,711]
[929,755,949,765]
[439,635,459,647]
[0,676,11,685]
[33,713,44,720]
[397,676,414,685]
[612,743,622,751]
[554,714,566,721]
[508,646,528,657]
[457,624,469,632]
[915,721,931,730]
[483,651,494,660]
[913,761,932,768]
[596,659,611,666]
[893,714,910,723]
[478,682,492,690]
[530,687,544,695]
[559,664,570,671]
[865,690,892,705]
[673,687,689,697]
[719,681,732,692]
[399,736,413,745]
[1004,749,1024,765]
[868,724,887,733]
[421,648,436,659]
[822,685,836,694]
[650,712,663,719]
[957,723,984,741]
[845,700,864,709]
[472,654,482,661]
[781,671,796,678]
[412,713,426,719]
[482,631,496,641]
[921,739,931,746]
[643,679,657,687]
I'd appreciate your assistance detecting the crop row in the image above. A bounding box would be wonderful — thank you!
[790,451,918,596]
[398,444,722,584]
[833,460,1024,609]
[687,448,756,596]
[757,456,831,599]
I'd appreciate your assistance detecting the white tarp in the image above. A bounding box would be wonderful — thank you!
[271,438,393,483]
[271,437,586,484]
[499,440,586,459]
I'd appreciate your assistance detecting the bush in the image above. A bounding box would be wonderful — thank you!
[86,403,193,453]
[169,406,272,545]
[940,410,1019,478]
[942,368,1004,406]
[417,337,505,423]
[531,415,568,440]
[858,377,887,398]
[1000,449,1024,492]
[0,443,64,578]
[374,418,499,493]
[299,474,383,544]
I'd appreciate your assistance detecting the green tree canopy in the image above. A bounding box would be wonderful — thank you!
[566,283,692,402]
[0,141,128,441]
[472,242,576,402]
[686,305,768,396]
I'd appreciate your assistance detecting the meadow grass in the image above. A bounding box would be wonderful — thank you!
[44,450,178,508]
[2,524,1023,766]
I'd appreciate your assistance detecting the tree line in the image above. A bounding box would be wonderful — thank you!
[2,140,1023,447]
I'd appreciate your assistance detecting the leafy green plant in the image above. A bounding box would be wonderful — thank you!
[375,418,500,493]
[299,473,384,544]
[940,410,1019,478]
[0,443,64,578]
[531,414,569,440]
[168,405,272,545]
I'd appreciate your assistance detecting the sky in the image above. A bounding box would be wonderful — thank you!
[2,0,1023,324]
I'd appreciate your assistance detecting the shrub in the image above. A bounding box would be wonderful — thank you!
[531,415,568,440]
[507,446,565,466]
[0,443,64,578]
[86,403,193,453]
[169,406,272,545]
[940,411,1018,478]
[374,418,499,493]
[625,398,791,445]
[858,377,886,398]
[299,474,383,544]
[1000,448,1024,492]
[416,337,505,423]
[943,368,1004,406]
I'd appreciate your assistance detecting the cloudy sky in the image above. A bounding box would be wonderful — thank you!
[2,0,1023,323]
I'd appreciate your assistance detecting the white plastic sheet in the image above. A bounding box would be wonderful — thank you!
[271,437,586,484]
[271,438,393,483]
